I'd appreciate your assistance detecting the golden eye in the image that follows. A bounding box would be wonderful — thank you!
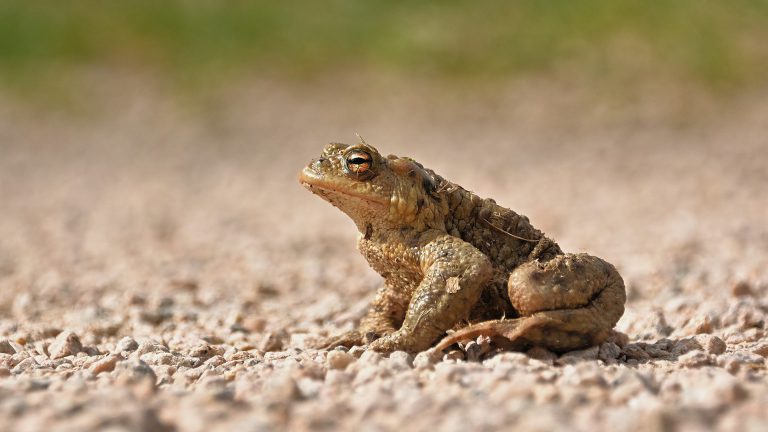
[345,151,372,174]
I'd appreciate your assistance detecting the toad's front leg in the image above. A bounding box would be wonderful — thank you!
[368,232,493,353]
[318,283,408,349]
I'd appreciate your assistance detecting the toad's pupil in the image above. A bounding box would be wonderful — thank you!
[349,156,369,164]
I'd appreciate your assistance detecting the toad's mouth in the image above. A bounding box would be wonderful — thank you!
[299,166,388,206]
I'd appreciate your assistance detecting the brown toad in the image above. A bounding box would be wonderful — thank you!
[299,141,626,354]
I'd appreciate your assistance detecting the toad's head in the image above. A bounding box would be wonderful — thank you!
[299,142,448,232]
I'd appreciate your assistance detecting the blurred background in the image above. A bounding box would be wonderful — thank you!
[1,0,767,315]
[1,2,767,430]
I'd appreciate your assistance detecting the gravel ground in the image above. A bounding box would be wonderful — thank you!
[0,79,767,431]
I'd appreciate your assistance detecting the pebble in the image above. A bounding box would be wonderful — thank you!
[11,357,38,373]
[556,346,599,365]
[483,352,530,368]
[140,352,176,366]
[114,359,157,386]
[442,350,465,362]
[717,353,766,373]
[48,331,83,360]
[385,351,413,371]
[133,340,168,357]
[262,372,299,403]
[357,350,383,365]
[606,331,630,348]
[598,342,621,361]
[691,315,714,334]
[0,339,15,354]
[731,280,754,297]
[326,350,355,370]
[677,350,713,368]
[115,337,139,353]
[413,350,440,369]
[90,354,122,375]
[678,370,747,409]
[621,345,650,361]
[695,335,726,355]
[295,377,323,399]
[752,343,768,357]
[189,343,225,359]
[464,336,492,362]
[258,332,285,352]
[348,346,366,358]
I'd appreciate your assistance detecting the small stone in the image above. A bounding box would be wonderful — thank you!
[90,354,122,374]
[203,355,225,367]
[621,345,650,361]
[560,363,607,387]
[678,349,713,368]
[647,309,673,337]
[115,359,157,386]
[695,335,726,355]
[0,340,15,354]
[731,280,754,297]
[48,331,83,359]
[140,352,175,366]
[413,350,440,369]
[752,343,768,357]
[556,346,599,365]
[443,350,465,361]
[692,315,713,334]
[347,345,365,358]
[11,357,38,373]
[605,330,630,348]
[717,353,766,373]
[33,341,49,357]
[189,343,224,359]
[133,340,168,357]
[115,337,139,353]
[483,352,530,368]
[671,338,702,356]
[679,370,747,409]
[532,384,559,403]
[385,351,413,370]
[526,346,557,363]
[296,377,323,399]
[243,317,267,333]
[598,342,621,361]
[258,332,284,352]
[465,336,492,362]
[358,350,382,365]
[644,345,670,359]
[326,350,354,370]
[263,372,299,403]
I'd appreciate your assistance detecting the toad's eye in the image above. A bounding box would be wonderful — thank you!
[345,151,372,174]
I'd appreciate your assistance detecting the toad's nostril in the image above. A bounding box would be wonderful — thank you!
[311,158,325,170]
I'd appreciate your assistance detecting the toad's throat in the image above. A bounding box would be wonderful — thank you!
[300,168,388,206]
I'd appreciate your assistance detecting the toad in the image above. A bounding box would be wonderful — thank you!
[299,141,626,354]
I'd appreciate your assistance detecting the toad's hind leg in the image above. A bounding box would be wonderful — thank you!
[435,253,625,353]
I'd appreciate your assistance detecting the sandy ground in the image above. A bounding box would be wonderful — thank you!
[0,77,767,431]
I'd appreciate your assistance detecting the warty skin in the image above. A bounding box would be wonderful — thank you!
[300,142,626,353]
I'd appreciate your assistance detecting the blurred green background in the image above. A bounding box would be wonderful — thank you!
[1,0,767,96]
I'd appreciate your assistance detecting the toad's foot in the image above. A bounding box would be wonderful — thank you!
[436,253,625,353]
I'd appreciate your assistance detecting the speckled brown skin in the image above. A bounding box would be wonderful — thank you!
[300,142,626,354]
